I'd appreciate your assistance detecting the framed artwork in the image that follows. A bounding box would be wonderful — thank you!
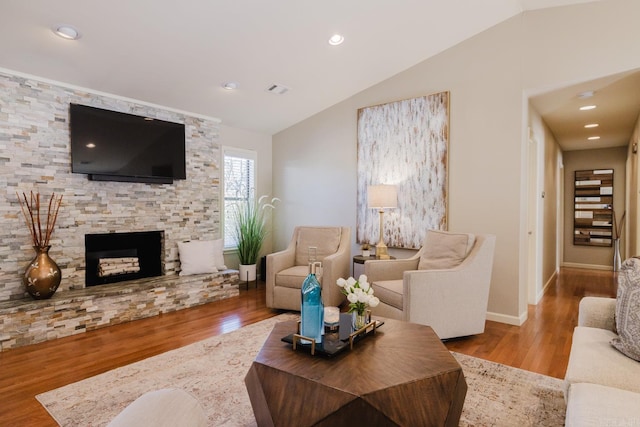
[573,169,613,246]
[356,91,449,249]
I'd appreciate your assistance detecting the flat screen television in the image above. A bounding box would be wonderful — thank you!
[70,103,186,184]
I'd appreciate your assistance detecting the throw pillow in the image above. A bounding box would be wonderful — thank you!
[418,230,476,270]
[178,240,218,276]
[294,227,342,266]
[211,238,227,271]
[611,257,640,362]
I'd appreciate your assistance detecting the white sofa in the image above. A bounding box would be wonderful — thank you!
[564,297,640,426]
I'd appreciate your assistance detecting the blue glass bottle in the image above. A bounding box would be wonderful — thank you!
[301,261,324,343]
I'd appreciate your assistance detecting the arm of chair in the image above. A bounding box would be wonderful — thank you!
[319,227,351,307]
[578,297,616,331]
[265,247,296,307]
[364,258,420,282]
[320,251,349,307]
[402,266,491,339]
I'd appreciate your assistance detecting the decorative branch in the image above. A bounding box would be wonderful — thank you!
[16,191,63,248]
[613,209,626,240]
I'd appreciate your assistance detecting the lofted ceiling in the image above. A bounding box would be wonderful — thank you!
[530,69,640,151]
[0,0,605,135]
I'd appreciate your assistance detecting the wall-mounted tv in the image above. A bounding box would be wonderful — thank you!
[70,104,186,184]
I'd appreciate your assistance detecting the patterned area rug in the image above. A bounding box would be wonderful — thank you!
[37,314,566,426]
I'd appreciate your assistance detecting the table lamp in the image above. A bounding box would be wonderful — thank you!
[367,184,398,259]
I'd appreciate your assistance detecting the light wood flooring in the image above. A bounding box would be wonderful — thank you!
[0,267,617,426]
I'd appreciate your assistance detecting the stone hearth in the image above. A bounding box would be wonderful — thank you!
[0,270,239,351]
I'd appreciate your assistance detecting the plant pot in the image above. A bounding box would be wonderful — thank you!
[239,264,257,282]
[24,245,61,299]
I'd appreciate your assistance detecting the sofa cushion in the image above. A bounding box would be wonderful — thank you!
[565,382,640,427]
[612,257,640,362]
[295,227,341,266]
[276,265,323,289]
[371,279,403,310]
[564,326,640,396]
[418,230,476,270]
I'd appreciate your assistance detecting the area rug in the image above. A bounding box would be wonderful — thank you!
[37,314,566,426]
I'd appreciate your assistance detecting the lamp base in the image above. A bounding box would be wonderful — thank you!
[375,242,391,260]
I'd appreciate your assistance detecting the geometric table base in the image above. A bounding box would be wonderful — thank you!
[245,319,467,426]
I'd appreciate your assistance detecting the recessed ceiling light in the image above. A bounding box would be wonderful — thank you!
[222,82,239,90]
[579,105,597,111]
[584,123,599,128]
[328,34,344,46]
[54,25,80,40]
[86,143,96,148]
[588,136,601,140]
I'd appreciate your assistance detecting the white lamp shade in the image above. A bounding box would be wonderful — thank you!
[367,185,398,209]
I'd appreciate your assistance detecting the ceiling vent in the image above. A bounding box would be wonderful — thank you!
[266,84,290,95]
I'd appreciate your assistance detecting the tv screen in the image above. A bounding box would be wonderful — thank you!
[70,104,186,183]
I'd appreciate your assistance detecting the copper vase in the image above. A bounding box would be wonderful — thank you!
[24,246,61,299]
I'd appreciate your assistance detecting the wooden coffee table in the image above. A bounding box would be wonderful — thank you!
[244,317,466,426]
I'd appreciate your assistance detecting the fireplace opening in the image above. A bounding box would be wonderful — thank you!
[85,231,163,286]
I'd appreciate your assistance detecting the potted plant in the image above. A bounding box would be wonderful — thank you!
[361,242,371,257]
[232,195,278,281]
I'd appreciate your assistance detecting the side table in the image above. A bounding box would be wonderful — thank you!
[352,255,395,278]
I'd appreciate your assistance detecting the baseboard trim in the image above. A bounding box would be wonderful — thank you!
[562,262,613,271]
[537,269,558,303]
[486,311,527,326]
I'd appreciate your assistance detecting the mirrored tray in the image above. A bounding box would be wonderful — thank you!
[281,313,383,357]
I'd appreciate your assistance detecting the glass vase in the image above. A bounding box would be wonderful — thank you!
[23,245,61,299]
[352,309,370,330]
[613,238,622,272]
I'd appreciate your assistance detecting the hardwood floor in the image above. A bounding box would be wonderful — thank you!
[0,268,616,426]
[445,267,616,378]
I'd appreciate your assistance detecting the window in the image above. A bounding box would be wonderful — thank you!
[223,148,257,249]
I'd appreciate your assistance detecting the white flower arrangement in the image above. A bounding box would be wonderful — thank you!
[336,274,380,315]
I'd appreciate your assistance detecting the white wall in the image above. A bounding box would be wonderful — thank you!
[272,0,640,324]
[627,115,640,257]
[528,103,563,303]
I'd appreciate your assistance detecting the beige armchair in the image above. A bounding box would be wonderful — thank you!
[266,226,350,311]
[364,230,496,340]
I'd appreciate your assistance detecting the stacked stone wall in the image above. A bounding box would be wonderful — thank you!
[0,71,222,301]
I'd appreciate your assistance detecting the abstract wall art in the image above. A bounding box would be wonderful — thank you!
[356,91,449,249]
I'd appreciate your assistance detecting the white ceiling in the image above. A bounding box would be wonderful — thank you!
[530,69,640,151]
[0,0,606,136]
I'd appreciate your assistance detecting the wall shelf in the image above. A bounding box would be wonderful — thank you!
[573,169,613,247]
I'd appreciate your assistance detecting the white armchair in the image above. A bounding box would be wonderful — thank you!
[266,226,350,311]
[364,230,496,340]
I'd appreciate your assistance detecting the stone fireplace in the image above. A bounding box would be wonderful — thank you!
[85,231,164,286]
[0,71,223,302]
[0,71,242,352]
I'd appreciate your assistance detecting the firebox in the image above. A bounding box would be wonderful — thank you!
[85,231,164,286]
